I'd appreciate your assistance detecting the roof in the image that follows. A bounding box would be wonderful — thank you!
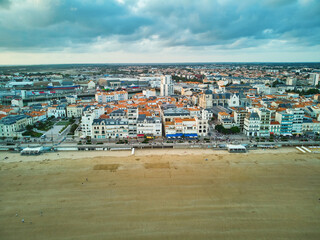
[92,118,128,125]
[248,112,259,120]
[0,115,31,125]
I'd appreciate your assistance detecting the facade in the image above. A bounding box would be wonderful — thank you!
[244,112,260,137]
[136,115,162,137]
[201,108,213,120]
[92,118,128,139]
[127,107,138,137]
[270,121,281,135]
[212,93,232,107]
[199,90,213,109]
[162,108,190,123]
[287,108,304,135]
[88,80,96,89]
[66,95,77,104]
[286,77,297,86]
[195,116,208,137]
[275,111,293,136]
[11,98,23,108]
[95,90,128,103]
[160,75,174,96]
[302,118,320,134]
[228,93,240,107]
[0,115,33,137]
[142,89,157,98]
[67,105,83,118]
[309,73,319,86]
[47,105,67,118]
[165,118,198,138]
[234,108,247,131]
[80,106,104,137]
[110,109,126,119]
[256,108,271,137]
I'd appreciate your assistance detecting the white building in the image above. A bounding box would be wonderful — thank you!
[142,89,157,98]
[165,118,198,138]
[270,121,281,135]
[95,90,128,103]
[67,105,83,118]
[88,80,96,89]
[127,107,138,137]
[244,112,260,137]
[286,77,297,86]
[160,75,174,96]
[195,116,208,137]
[47,105,67,118]
[11,98,23,108]
[136,115,162,137]
[80,106,104,137]
[286,108,304,135]
[66,95,77,104]
[256,108,271,137]
[309,73,319,86]
[92,118,128,139]
[0,115,33,138]
[228,93,240,107]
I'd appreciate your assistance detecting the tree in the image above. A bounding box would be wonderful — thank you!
[26,125,33,131]
[215,125,224,133]
[230,126,240,134]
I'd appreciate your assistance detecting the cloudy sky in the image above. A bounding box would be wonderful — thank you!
[0,0,319,65]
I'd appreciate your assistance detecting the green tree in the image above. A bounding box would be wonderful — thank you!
[230,126,240,134]
[26,125,33,131]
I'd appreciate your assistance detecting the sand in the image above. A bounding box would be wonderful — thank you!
[0,148,319,239]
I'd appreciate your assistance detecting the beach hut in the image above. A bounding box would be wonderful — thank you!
[227,145,247,153]
[20,147,43,155]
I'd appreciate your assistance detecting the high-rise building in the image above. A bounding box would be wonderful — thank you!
[160,75,174,96]
[286,77,297,86]
[309,73,319,86]
[127,107,138,137]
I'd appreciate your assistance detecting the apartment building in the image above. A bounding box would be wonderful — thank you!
[47,105,67,118]
[80,105,104,137]
[233,108,247,131]
[136,115,162,137]
[244,112,260,137]
[195,116,208,137]
[0,115,33,137]
[160,75,174,96]
[67,105,83,118]
[92,118,128,139]
[127,107,138,137]
[275,111,293,136]
[256,108,271,137]
[165,118,198,138]
[95,90,128,103]
[287,108,304,135]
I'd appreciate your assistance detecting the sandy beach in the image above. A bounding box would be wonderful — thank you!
[1,148,319,239]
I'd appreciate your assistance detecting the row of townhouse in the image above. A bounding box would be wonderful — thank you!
[82,105,209,139]
[47,104,84,118]
[215,104,320,137]
[91,116,162,140]
[240,107,319,137]
[83,106,162,140]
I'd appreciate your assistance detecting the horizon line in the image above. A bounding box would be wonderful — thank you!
[1,61,320,67]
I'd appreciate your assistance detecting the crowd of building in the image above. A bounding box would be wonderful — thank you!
[0,64,320,141]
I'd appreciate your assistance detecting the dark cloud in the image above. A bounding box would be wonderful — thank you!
[0,0,11,9]
[0,0,319,52]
